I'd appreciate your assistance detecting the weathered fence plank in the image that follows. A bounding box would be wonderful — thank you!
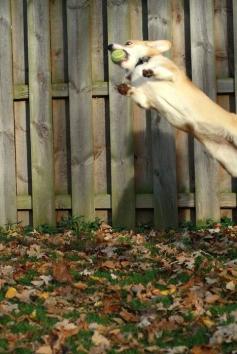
[215,0,232,219]
[67,0,95,220]
[92,0,109,222]
[147,0,178,229]
[11,0,30,226]
[27,0,55,226]
[130,0,153,226]
[0,0,17,225]
[50,0,69,222]
[190,0,220,223]
[107,0,135,228]
[172,0,193,222]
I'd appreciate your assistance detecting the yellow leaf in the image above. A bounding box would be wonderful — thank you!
[30,310,37,319]
[160,286,176,296]
[202,317,215,328]
[38,292,49,300]
[5,287,17,299]
[168,285,176,294]
[160,290,170,296]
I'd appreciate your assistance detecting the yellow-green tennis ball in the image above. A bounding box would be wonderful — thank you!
[111,49,126,63]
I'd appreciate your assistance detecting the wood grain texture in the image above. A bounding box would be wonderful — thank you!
[27,0,55,225]
[67,0,95,220]
[91,0,109,222]
[0,0,17,225]
[130,0,153,226]
[11,0,30,225]
[190,0,220,222]
[50,0,69,221]
[147,0,178,229]
[214,0,232,219]
[172,0,192,222]
[107,0,135,228]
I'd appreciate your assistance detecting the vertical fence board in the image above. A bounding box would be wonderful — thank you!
[107,0,135,228]
[50,0,69,222]
[172,0,192,222]
[11,0,30,226]
[67,0,95,220]
[0,0,17,225]
[92,0,109,222]
[130,0,153,226]
[147,0,178,229]
[190,0,220,223]
[214,0,232,219]
[27,0,55,226]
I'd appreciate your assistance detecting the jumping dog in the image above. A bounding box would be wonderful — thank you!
[108,40,237,177]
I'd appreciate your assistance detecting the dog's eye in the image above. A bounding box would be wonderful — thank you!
[125,41,133,46]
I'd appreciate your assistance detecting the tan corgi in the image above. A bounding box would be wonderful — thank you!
[108,40,237,177]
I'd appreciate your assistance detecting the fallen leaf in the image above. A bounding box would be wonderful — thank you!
[101,260,118,269]
[191,345,218,354]
[226,280,235,291]
[5,287,17,299]
[27,244,44,258]
[52,262,73,283]
[38,292,49,300]
[36,345,53,354]
[30,309,37,319]
[201,317,215,328]
[210,323,237,344]
[92,330,110,348]
[74,282,88,290]
[205,293,220,304]
[54,319,79,337]
[120,309,138,322]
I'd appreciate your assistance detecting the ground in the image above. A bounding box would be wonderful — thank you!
[0,218,237,354]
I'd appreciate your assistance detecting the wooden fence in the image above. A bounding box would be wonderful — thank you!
[0,0,237,228]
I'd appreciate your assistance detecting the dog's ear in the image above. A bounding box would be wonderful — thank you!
[147,40,171,53]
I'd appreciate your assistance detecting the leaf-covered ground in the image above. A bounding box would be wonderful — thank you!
[1,220,237,354]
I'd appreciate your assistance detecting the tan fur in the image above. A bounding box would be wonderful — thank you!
[110,40,237,177]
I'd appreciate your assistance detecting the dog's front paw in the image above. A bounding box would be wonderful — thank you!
[117,83,131,96]
[143,69,154,78]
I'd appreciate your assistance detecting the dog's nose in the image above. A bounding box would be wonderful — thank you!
[108,44,113,51]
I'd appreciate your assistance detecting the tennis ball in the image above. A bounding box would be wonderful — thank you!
[111,49,126,63]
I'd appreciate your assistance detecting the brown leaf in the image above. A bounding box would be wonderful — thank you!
[191,345,218,354]
[52,262,73,283]
[103,294,121,314]
[36,345,53,354]
[101,260,118,269]
[119,309,138,322]
[74,282,88,290]
[205,294,220,304]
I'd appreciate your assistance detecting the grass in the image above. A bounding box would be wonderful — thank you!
[0,218,237,352]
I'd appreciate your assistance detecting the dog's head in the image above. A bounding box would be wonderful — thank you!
[108,40,171,71]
